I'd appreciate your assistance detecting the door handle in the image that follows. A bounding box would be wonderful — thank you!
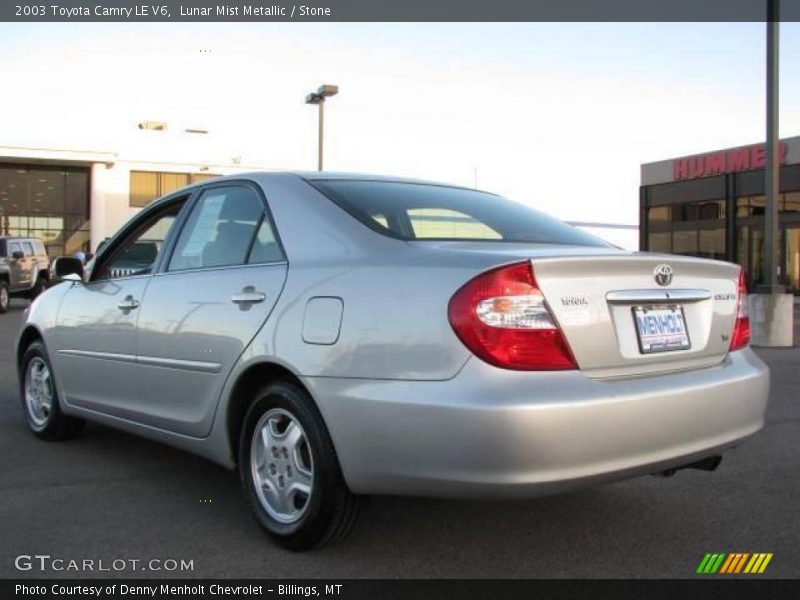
[231,290,266,304]
[117,295,140,311]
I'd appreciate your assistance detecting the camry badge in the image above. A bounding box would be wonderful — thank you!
[653,264,673,286]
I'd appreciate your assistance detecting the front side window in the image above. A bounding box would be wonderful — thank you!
[21,241,34,256]
[310,180,607,246]
[168,186,267,271]
[92,202,183,281]
[9,242,21,257]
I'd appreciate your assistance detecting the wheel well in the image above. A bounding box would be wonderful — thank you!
[17,326,42,372]
[38,269,49,280]
[226,362,308,465]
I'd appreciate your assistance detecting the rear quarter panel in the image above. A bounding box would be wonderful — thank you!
[243,174,481,381]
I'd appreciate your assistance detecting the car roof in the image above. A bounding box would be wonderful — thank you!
[291,171,497,194]
[142,170,499,213]
[292,171,446,185]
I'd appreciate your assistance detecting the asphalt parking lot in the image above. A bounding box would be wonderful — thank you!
[0,298,798,579]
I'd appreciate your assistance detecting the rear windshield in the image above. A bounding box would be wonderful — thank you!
[310,180,607,246]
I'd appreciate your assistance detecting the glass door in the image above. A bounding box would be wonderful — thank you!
[784,225,800,294]
[736,225,764,291]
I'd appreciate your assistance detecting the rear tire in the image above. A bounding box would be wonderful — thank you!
[0,280,8,313]
[238,380,361,551]
[20,341,85,441]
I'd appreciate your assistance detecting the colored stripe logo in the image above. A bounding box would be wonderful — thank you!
[696,553,773,574]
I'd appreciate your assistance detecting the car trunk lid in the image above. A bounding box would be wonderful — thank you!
[530,254,741,378]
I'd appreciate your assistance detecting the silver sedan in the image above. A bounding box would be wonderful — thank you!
[16,172,769,550]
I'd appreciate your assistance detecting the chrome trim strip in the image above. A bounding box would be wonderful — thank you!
[605,289,712,305]
[58,349,137,364]
[58,349,221,373]
[137,355,222,374]
[155,260,288,277]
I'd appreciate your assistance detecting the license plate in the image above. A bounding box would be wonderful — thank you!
[633,304,691,354]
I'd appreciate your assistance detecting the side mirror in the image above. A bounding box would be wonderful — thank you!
[11,250,23,260]
[52,257,84,282]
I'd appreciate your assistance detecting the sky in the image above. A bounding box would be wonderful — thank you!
[0,22,798,228]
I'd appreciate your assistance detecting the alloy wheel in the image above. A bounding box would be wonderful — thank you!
[25,357,54,427]
[250,408,314,524]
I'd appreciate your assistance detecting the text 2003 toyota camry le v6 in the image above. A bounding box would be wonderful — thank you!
[16,173,769,550]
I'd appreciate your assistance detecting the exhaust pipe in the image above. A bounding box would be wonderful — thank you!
[655,455,722,477]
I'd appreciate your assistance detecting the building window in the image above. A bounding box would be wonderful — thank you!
[698,228,725,260]
[786,227,800,294]
[129,171,219,208]
[782,192,800,214]
[130,172,159,208]
[0,164,90,258]
[737,226,749,272]
[672,199,725,222]
[648,231,671,252]
[737,195,765,218]
[647,205,671,223]
[672,230,698,255]
[737,193,800,217]
[647,199,725,225]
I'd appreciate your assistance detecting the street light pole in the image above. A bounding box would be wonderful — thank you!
[751,0,793,348]
[317,100,324,171]
[305,84,339,172]
[761,0,782,293]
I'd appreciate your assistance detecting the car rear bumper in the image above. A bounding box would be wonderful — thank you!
[305,347,769,497]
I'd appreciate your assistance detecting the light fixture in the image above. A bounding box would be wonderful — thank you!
[138,120,168,131]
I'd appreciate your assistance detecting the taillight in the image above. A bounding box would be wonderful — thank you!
[729,268,750,351]
[448,261,576,370]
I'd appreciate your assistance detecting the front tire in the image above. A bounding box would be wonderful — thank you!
[239,380,361,551]
[20,341,85,440]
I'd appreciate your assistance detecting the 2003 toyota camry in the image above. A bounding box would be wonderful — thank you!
[16,172,769,550]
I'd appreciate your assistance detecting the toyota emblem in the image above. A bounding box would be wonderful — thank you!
[653,264,673,286]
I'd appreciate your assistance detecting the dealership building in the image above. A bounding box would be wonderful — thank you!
[0,134,267,258]
[1,134,642,259]
[641,135,800,295]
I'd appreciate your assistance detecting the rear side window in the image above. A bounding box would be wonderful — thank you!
[310,180,607,246]
[247,220,284,264]
[169,185,275,271]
